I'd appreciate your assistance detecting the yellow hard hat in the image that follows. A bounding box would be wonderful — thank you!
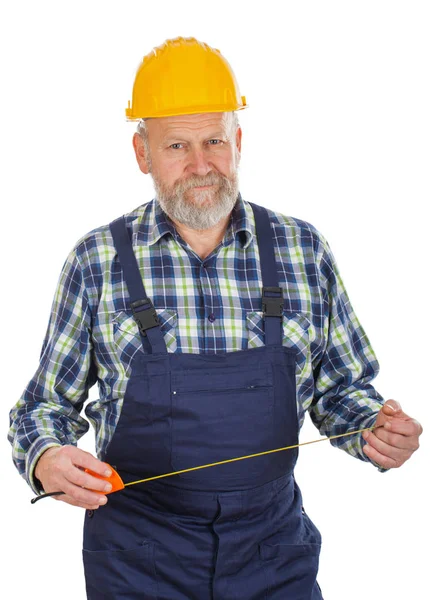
[125,36,248,120]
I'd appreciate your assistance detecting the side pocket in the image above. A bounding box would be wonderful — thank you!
[259,539,321,596]
[259,511,322,597]
[83,542,158,599]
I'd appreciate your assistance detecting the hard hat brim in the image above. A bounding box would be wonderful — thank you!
[126,103,248,121]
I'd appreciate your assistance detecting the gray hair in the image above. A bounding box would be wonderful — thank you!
[136,111,240,168]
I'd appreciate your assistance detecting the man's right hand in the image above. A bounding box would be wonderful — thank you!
[35,446,113,509]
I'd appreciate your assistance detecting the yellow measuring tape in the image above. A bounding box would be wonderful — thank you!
[123,425,377,488]
[31,425,378,503]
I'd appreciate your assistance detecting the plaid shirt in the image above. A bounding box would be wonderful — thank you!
[9,195,384,493]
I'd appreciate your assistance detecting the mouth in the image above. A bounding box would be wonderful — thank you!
[193,184,215,190]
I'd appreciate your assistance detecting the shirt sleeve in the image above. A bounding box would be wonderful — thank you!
[8,247,97,493]
[308,234,386,468]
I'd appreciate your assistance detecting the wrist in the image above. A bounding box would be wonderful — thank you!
[35,446,61,481]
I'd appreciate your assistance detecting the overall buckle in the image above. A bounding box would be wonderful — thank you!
[262,287,284,318]
[130,298,159,335]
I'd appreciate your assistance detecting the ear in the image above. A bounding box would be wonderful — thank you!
[235,126,242,155]
[234,126,242,165]
[132,132,151,174]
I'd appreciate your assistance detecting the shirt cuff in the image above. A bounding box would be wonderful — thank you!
[26,436,63,495]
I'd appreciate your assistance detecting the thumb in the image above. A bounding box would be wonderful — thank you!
[375,399,404,427]
[383,399,403,415]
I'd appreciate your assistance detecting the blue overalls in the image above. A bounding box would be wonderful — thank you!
[83,202,323,599]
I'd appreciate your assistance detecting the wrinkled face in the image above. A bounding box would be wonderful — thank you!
[133,112,242,230]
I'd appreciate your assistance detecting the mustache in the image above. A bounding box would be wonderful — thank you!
[174,172,227,192]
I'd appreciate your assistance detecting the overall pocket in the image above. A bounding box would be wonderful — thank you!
[83,541,158,599]
[170,362,276,477]
[171,384,275,472]
[258,512,322,599]
[259,541,321,599]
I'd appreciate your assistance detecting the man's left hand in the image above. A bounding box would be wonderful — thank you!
[362,400,423,469]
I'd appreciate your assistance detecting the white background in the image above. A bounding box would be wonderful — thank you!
[1,1,429,598]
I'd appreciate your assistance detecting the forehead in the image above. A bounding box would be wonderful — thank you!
[146,112,231,140]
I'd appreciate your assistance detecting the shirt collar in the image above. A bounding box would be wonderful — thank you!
[136,192,254,249]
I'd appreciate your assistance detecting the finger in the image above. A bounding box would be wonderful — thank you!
[58,478,109,507]
[364,430,406,458]
[62,446,112,477]
[370,426,419,451]
[385,418,423,438]
[363,430,412,467]
[54,494,105,510]
[66,465,113,494]
[362,443,399,469]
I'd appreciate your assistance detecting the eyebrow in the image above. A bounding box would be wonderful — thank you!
[162,131,227,144]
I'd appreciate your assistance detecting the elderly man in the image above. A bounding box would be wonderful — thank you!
[9,37,422,599]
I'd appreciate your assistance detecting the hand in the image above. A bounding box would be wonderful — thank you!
[362,400,423,469]
[35,445,113,509]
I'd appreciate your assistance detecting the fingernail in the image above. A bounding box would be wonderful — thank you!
[98,496,107,505]
[384,421,392,429]
[104,469,112,477]
[104,483,112,493]
[363,431,369,439]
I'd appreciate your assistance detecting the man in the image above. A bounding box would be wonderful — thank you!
[9,36,422,599]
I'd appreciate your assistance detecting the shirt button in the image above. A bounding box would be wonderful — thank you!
[208,313,216,323]
[87,510,94,518]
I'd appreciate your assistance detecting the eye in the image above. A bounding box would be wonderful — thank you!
[208,139,222,145]
[169,143,183,150]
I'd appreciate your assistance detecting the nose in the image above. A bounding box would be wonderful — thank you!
[187,146,212,177]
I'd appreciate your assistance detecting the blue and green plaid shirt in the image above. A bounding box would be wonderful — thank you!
[9,195,385,492]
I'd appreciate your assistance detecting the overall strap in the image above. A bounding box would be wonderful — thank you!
[109,216,167,355]
[248,202,283,346]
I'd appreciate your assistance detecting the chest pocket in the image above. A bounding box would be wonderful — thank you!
[246,310,311,368]
[112,308,177,365]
